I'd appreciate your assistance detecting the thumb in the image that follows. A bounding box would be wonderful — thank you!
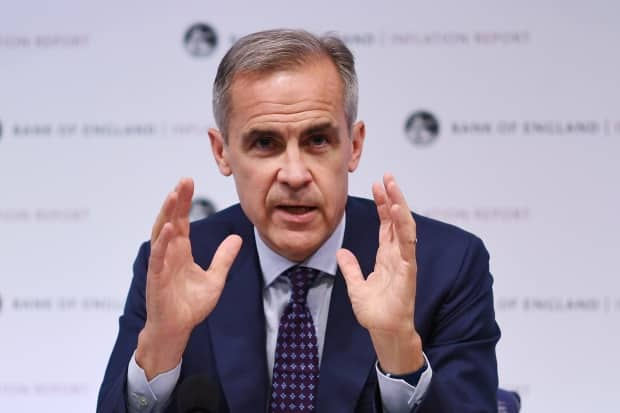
[337,248,364,292]
[209,234,243,280]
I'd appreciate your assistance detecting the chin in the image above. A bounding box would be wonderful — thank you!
[273,232,323,263]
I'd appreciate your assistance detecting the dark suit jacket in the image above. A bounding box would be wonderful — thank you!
[98,196,500,412]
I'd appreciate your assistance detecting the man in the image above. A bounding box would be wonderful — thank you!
[98,29,500,412]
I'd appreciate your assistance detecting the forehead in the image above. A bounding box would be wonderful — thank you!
[226,59,345,134]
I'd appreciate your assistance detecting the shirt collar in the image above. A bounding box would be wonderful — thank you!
[255,214,346,287]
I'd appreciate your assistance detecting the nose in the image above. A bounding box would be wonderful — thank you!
[277,144,312,189]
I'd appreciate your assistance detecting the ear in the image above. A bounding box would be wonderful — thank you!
[347,121,365,172]
[208,128,232,176]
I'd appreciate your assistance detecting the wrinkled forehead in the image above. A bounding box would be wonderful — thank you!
[236,62,342,109]
[229,57,343,105]
[218,56,347,141]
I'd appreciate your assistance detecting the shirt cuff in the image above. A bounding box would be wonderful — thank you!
[126,350,182,413]
[376,353,432,413]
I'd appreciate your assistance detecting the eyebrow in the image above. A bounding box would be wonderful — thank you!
[242,122,339,142]
[302,122,338,136]
[242,128,281,145]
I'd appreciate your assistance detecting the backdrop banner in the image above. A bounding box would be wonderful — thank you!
[1,1,618,411]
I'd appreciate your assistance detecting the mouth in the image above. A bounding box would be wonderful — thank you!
[276,205,317,215]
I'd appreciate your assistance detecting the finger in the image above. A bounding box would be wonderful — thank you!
[208,234,243,280]
[383,173,409,207]
[173,178,195,236]
[391,203,417,263]
[372,182,390,222]
[151,191,178,244]
[337,248,365,292]
[378,178,394,214]
[384,174,416,233]
[384,174,415,218]
[383,174,417,262]
[149,222,174,274]
[372,182,392,242]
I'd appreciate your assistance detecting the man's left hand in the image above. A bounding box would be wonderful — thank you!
[337,173,425,374]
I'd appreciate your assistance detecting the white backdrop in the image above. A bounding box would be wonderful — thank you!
[1,1,619,411]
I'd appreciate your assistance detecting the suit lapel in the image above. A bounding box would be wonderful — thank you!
[207,217,269,412]
[316,198,379,412]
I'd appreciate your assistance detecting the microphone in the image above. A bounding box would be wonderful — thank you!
[176,375,221,413]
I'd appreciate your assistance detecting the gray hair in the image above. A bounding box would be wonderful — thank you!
[212,29,358,138]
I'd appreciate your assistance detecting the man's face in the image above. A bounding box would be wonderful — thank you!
[209,58,365,262]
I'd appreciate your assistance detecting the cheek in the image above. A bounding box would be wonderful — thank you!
[315,157,349,188]
[232,165,273,213]
[314,168,349,213]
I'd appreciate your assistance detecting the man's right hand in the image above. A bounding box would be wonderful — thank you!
[135,178,242,380]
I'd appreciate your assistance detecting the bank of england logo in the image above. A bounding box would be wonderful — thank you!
[404,110,439,146]
[189,197,217,222]
[184,23,218,58]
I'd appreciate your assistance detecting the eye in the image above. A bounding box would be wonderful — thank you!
[307,134,329,147]
[253,136,276,150]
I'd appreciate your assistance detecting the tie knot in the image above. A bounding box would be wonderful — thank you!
[283,266,320,305]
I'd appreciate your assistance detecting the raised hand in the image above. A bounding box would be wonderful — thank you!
[136,178,242,379]
[337,173,424,374]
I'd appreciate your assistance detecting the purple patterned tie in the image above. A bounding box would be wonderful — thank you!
[269,266,321,413]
